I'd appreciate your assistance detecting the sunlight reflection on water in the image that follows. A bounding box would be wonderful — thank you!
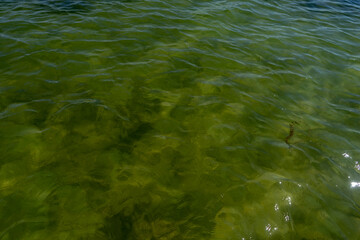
[351,182,360,188]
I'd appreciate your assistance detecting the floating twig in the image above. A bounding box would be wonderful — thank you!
[285,121,298,146]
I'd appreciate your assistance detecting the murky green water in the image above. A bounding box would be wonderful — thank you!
[1,0,360,239]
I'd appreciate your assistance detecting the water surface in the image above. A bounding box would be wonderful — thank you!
[1,0,360,239]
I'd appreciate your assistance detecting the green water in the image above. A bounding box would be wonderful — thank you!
[1,0,360,239]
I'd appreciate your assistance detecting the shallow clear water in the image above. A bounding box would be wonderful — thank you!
[1,0,360,239]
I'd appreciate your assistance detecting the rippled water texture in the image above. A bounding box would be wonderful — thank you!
[1,0,360,239]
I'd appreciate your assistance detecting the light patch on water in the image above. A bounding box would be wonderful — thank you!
[274,203,279,211]
[265,223,278,236]
[285,196,292,205]
[350,182,360,188]
[355,161,360,171]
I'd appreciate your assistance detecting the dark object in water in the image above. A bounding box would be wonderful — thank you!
[285,121,299,146]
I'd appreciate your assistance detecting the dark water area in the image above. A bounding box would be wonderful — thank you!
[36,0,92,13]
[0,0,360,239]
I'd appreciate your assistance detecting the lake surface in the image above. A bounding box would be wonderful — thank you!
[1,0,360,239]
